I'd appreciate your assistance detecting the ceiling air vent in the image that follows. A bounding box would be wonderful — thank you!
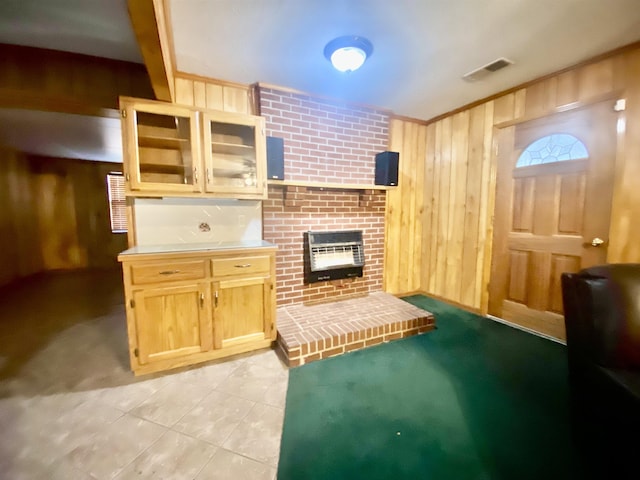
[463,57,514,82]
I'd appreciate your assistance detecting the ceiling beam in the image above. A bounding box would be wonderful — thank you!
[127,0,175,102]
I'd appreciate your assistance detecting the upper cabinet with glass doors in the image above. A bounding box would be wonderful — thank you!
[120,97,266,199]
[202,110,266,196]
[121,98,202,193]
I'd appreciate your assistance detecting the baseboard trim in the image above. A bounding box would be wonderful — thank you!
[394,290,566,345]
[396,290,483,315]
[486,315,566,345]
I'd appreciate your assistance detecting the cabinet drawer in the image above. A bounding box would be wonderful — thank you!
[211,255,270,277]
[130,259,207,285]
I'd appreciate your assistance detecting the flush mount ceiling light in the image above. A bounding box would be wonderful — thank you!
[324,36,373,73]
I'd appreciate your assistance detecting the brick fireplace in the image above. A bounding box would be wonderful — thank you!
[259,86,435,365]
[259,86,390,306]
[263,186,385,306]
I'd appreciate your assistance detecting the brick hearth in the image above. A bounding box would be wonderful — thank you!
[276,292,435,367]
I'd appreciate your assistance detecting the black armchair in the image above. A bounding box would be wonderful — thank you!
[561,264,640,404]
[561,264,640,477]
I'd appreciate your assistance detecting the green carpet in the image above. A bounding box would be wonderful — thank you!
[277,295,588,480]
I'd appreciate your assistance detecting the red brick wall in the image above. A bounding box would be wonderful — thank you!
[263,187,386,306]
[259,87,389,184]
[259,87,390,306]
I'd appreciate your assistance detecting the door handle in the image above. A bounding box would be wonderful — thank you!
[590,237,605,247]
[159,270,180,275]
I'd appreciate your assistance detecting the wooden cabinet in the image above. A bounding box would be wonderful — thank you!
[133,282,212,365]
[120,97,267,199]
[214,277,272,348]
[119,246,277,375]
[121,98,201,194]
[130,258,208,284]
[211,254,274,349]
[202,110,266,197]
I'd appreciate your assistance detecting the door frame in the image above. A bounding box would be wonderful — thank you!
[485,94,623,323]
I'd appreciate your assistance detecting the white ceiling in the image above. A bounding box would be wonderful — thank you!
[169,0,640,120]
[0,0,141,63]
[1,0,640,162]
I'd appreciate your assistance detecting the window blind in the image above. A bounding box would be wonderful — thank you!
[107,173,127,233]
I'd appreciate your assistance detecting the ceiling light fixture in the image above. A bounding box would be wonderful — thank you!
[324,36,373,73]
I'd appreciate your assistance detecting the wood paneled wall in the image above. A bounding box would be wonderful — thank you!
[0,44,154,114]
[30,156,128,271]
[0,148,42,286]
[385,121,426,295]
[0,152,127,287]
[385,45,640,312]
[174,73,254,114]
[609,49,640,262]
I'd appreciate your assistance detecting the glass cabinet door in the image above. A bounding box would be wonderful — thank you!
[123,100,202,193]
[202,111,266,197]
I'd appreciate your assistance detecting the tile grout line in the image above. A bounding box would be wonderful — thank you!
[110,427,173,480]
[217,397,280,454]
[126,359,248,430]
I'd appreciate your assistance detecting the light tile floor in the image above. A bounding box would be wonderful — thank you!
[0,269,288,480]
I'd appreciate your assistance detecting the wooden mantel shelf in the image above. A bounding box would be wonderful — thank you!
[267,179,393,191]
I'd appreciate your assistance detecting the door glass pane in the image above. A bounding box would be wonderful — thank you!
[136,112,195,186]
[209,122,257,188]
[516,133,588,167]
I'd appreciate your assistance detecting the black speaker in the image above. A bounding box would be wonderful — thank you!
[266,136,285,180]
[374,151,399,186]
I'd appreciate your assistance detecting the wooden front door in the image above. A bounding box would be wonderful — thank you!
[488,101,618,340]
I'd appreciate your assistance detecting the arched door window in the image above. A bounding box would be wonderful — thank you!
[516,133,588,167]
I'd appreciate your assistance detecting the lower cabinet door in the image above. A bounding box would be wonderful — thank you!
[213,276,271,349]
[133,282,213,365]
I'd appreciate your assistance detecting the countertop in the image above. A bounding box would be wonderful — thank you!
[118,240,277,257]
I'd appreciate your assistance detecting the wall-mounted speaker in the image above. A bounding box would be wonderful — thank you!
[374,151,399,186]
[266,136,285,180]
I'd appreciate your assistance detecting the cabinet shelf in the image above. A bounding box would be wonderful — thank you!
[140,163,190,175]
[211,142,254,155]
[211,167,252,178]
[138,135,189,150]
